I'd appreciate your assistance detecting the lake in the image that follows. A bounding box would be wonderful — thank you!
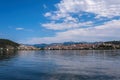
[0,50,120,80]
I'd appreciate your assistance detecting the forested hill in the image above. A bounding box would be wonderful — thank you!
[0,39,19,49]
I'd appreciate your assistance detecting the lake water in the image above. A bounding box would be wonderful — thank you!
[0,50,120,80]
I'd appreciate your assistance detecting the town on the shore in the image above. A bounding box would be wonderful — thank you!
[0,39,120,51]
[44,41,120,50]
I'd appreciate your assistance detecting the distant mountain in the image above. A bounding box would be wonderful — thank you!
[0,39,19,49]
[33,41,120,50]
[33,42,93,48]
[63,42,88,45]
[33,42,90,48]
[34,44,48,48]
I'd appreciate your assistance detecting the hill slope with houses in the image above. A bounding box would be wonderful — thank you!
[0,39,39,51]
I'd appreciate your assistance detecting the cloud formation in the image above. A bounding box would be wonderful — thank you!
[43,0,120,30]
[16,28,24,30]
[26,20,120,44]
[45,0,120,19]
[24,0,120,44]
[42,21,93,30]
[15,27,34,32]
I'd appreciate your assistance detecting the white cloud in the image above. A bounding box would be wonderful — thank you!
[44,12,52,17]
[25,20,120,44]
[27,0,120,44]
[15,27,33,32]
[42,21,93,30]
[52,0,120,18]
[42,0,120,31]
[16,28,24,30]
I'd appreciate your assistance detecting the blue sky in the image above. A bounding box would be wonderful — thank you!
[0,0,120,44]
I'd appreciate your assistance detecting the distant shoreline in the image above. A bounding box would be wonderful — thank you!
[1,39,120,51]
[0,48,120,51]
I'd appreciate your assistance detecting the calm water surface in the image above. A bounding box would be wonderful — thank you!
[0,50,120,80]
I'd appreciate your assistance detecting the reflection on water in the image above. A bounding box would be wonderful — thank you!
[0,50,120,80]
[0,50,17,61]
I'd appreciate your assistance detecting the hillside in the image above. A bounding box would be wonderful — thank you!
[0,39,19,50]
[0,39,40,50]
[105,41,120,45]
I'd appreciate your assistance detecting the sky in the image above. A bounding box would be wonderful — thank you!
[0,0,120,44]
